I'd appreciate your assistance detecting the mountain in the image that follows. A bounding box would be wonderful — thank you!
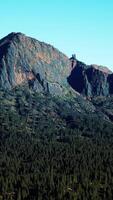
[1,33,113,200]
[1,32,113,123]
[0,32,72,96]
[0,32,113,98]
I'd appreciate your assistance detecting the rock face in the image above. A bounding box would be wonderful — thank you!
[107,74,113,94]
[0,32,71,95]
[67,60,113,97]
[0,32,113,98]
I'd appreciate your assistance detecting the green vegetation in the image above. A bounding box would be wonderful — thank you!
[0,88,113,200]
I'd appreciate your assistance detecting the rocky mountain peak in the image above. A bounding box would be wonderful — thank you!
[0,32,113,98]
[0,32,25,46]
[0,32,72,95]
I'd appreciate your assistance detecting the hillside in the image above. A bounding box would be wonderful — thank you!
[1,86,113,200]
[1,33,113,200]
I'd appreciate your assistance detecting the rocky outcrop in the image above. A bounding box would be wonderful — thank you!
[0,32,72,95]
[67,60,113,97]
[0,32,113,98]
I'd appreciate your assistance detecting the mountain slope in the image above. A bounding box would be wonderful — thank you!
[1,87,113,200]
[0,32,72,95]
[1,32,113,124]
[1,33,113,200]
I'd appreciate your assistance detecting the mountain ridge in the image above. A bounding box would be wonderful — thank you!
[0,32,113,98]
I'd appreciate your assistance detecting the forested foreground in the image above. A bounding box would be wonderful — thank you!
[1,126,113,200]
[1,89,113,200]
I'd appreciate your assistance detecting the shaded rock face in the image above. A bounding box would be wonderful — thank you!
[0,32,71,95]
[107,74,113,94]
[67,61,113,97]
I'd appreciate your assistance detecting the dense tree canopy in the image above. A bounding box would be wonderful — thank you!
[0,88,113,200]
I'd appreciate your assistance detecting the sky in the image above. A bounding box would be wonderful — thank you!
[0,0,113,70]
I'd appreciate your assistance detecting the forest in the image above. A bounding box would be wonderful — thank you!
[0,88,113,200]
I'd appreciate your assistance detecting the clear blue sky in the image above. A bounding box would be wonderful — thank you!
[0,0,113,70]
